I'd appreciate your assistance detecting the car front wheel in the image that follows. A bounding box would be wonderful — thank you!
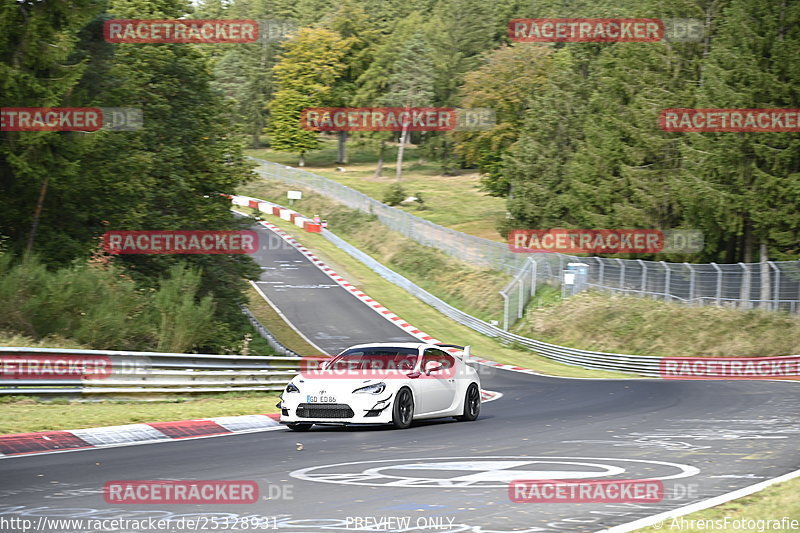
[392,388,414,429]
[456,383,480,421]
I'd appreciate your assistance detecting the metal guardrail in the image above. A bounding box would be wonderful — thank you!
[240,304,301,357]
[317,231,663,376]
[0,347,300,396]
[235,193,797,378]
[250,157,800,322]
[320,230,797,377]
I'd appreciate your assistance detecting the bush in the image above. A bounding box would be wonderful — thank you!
[414,192,426,209]
[382,183,407,206]
[0,253,219,352]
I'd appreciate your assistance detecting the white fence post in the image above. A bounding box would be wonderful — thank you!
[739,262,751,309]
[711,262,722,306]
[638,259,647,297]
[770,261,780,311]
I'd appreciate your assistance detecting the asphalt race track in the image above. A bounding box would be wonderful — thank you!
[1,219,798,533]
[248,221,420,354]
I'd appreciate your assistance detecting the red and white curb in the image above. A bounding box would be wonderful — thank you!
[0,414,281,458]
[259,222,444,344]
[233,196,551,383]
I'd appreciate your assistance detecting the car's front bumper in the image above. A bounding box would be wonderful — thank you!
[279,392,395,425]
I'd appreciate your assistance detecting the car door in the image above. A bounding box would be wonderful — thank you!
[416,348,458,414]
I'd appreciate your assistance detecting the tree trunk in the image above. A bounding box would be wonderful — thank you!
[26,175,49,255]
[374,139,385,177]
[252,113,263,148]
[336,131,348,164]
[395,125,409,181]
[298,152,305,167]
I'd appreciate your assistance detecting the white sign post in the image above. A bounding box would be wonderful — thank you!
[287,190,302,206]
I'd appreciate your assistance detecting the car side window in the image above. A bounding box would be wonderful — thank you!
[423,348,455,369]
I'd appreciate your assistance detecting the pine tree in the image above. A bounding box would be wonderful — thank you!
[379,28,436,180]
[679,0,800,263]
[0,0,103,259]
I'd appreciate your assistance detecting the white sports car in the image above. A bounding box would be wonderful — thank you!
[278,342,481,430]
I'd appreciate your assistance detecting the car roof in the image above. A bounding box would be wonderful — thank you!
[340,342,464,356]
[342,342,434,350]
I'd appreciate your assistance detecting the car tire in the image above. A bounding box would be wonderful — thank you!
[391,388,414,429]
[455,383,480,422]
[286,423,313,431]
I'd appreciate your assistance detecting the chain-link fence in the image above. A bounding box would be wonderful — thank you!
[251,158,528,274]
[498,248,800,328]
[250,158,800,327]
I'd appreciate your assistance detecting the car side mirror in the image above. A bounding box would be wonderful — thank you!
[424,361,444,375]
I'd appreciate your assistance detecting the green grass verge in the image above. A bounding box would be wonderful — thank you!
[0,327,284,436]
[251,211,634,379]
[635,476,800,532]
[0,392,281,435]
[237,181,511,323]
[0,331,89,350]
[246,139,506,241]
[514,291,800,357]
[247,284,325,356]
[237,179,800,360]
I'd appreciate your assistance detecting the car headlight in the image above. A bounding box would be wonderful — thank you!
[285,382,300,393]
[353,382,386,394]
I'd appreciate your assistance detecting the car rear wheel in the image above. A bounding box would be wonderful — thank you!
[456,383,480,421]
[286,423,313,431]
[392,388,414,429]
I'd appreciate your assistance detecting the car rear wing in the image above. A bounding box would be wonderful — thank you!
[435,343,471,360]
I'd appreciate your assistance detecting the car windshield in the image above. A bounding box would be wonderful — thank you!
[327,347,419,371]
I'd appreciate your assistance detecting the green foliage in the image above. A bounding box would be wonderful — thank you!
[390,243,446,274]
[153,265,216,353]
[676,0,800,262]
[382,183,407,206]
[0,254,220,352]
[453,43,554,196]
[267,28,352,160]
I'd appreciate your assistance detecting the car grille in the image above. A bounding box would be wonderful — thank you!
[296,403,354,419]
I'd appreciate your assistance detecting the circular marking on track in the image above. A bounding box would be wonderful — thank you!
[290,456,700,488]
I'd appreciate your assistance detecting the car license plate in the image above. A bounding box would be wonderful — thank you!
[307,394,336,403]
